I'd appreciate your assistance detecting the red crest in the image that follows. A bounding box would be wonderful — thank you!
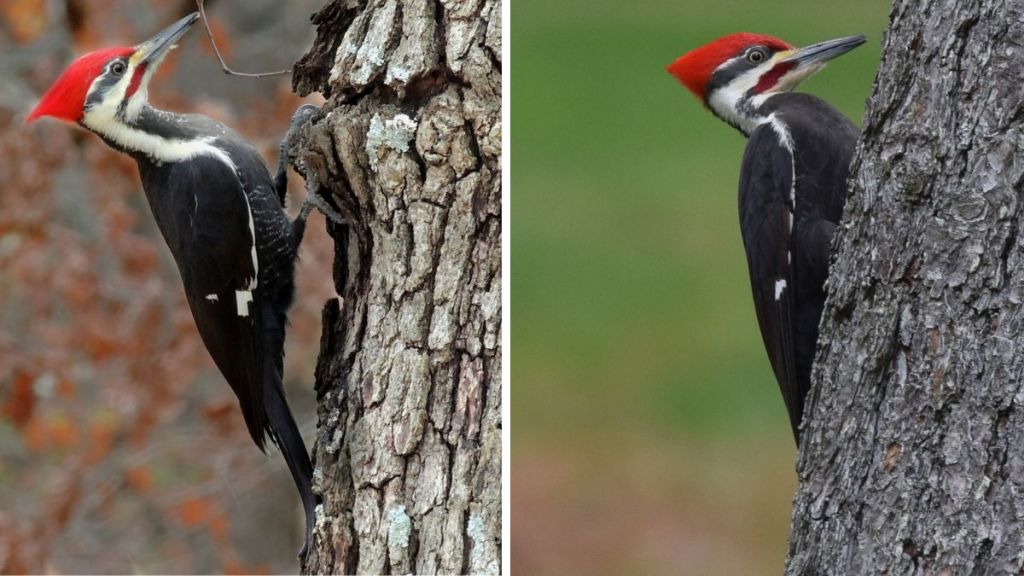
[27,47,135,123]
[667,33,792,100]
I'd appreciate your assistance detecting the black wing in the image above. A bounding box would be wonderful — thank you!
[738,124,801,439]
[142,155,269,450]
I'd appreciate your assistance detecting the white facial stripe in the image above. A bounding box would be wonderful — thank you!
[708,51,820,135]
[83,49,167,129]
[84,62,131,118]
[707,65,768,134]
[82,56,236,167]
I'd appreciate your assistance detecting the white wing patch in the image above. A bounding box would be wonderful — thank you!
[205,294,219,302]
[235,290,254,317]
[774,279,788,301]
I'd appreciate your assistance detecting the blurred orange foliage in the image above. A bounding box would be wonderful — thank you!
[3,0,47,43]
[176,496,212,527]
[125,464,153,493]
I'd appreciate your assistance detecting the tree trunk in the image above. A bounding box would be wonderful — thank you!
[287,1,502,574]
[788,0,1024,573]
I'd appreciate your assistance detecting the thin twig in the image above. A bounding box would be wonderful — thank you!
[195,0,291,78]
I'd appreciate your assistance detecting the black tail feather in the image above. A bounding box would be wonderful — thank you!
[262,301,318,558]
[266,382,318,558]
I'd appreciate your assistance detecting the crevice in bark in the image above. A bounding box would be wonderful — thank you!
[459,507,471,575]
[431,0,446,63]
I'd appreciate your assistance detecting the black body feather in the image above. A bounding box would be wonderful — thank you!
[123,105,317,552]
[737,93,858,441]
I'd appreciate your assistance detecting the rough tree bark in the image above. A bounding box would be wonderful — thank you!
[285,1,502,574]
[788,1,1024,573]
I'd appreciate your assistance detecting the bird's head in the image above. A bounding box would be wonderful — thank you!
[667,33,865,132]
[27,12,200,129]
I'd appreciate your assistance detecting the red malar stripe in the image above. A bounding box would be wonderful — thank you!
[125,63,148,99]
[754,61,796,94]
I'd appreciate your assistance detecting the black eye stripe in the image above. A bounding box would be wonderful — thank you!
[84,65,128,109]
[705,46,777,101]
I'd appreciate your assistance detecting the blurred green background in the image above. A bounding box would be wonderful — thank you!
[512,0,890,573]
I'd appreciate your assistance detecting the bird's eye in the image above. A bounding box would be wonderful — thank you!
[747,49,766,64]
[111,61,127,76]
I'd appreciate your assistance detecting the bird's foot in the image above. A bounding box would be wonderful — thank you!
[298,184,347,226]
[275,104,322,202]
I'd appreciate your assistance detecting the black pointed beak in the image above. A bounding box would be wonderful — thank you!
[135,12,200,66]
[781,34,866,67]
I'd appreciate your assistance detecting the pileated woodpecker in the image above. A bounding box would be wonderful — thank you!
[27,13,342,554]
[668,33,865,442]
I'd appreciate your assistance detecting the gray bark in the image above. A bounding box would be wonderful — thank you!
[787,0,1024,574]
[287,1,502,574]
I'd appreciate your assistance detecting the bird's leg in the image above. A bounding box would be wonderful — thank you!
[275,104,348,230]
[279,105,350,294]
[275,104,321,205]
[297,173,347,226]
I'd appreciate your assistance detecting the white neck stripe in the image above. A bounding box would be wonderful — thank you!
[91,119,236,169]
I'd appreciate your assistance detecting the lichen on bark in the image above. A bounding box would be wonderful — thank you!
[287,0,501,573]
